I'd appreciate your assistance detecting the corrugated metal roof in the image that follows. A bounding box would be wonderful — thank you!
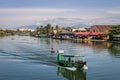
[93,25,112,32]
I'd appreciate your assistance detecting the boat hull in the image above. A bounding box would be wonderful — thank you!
[58,61,86,69]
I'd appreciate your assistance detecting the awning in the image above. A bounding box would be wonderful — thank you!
[74,32,90,36]
[90,32,102,36]
[74,32,102,36]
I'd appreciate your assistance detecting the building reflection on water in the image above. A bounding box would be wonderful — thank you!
[57,67,86,80]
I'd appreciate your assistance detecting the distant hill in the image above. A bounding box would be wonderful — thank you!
[38,18,91,27]
[90,17,120,25]
[18,25,38,30]
[18,18,91,29]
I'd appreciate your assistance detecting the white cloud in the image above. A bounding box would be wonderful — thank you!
[0,8,77,14]
[89,9,120,25]
[0,8,78,28]
[0,8,120,29]
[107,10,120,14]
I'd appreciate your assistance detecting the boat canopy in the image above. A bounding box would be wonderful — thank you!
[61,54,86,62]
[62,54,84,57]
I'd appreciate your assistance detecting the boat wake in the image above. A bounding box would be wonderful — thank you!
[65,67,77,71]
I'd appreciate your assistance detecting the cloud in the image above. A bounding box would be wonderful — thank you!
[0,8,120,29]
[0,8,77,15]
[107,10,120,15]
[90,16,120,25]
[0,8,78,28]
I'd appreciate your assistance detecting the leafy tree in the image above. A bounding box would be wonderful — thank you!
[46,24,51,33]
[40,25,43,33]
[0,29,6,36]
[35,24,52,36]
[55,25,61,34]
[51,27,54,33]
[109,25,120,37]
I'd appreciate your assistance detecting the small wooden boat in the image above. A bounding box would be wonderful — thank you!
[57,50,88,70]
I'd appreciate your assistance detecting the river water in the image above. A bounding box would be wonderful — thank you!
[0,35,120,80]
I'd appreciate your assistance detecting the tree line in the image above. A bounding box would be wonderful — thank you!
[35,24,59,36]
[0,29,16,37]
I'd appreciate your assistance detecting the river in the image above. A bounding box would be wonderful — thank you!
[0,35,120,80]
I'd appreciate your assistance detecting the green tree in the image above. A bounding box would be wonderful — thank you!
[55,25,61,34]
[46,24,51,32]
[35,24,53,36]
[51,27,54,33]
[109,25,120,37]
[45,24,51,36]
[39,25,44,33]
[0,29,6,36]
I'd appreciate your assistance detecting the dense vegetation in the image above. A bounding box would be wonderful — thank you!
[0,24,59,37]
[0,29,16,37]
[35,24,60,36]
[109,25,120,37]
[0,29,6,36]
[36,24,52,34]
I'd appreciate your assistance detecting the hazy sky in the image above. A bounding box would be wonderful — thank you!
[0,0,120,29]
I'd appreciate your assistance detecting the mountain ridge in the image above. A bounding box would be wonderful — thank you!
[18,18,91,29]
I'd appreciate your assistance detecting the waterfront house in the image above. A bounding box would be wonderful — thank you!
[19,28,35,32]
[53,29,57,34]
[90,25,112,34]
[71,28,77,32]
[64,27,73,32]
[71,28,87,32]
[78,28,87,32]
[89,25,113,40]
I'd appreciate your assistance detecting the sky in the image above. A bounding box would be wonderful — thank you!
[0,0,120,29]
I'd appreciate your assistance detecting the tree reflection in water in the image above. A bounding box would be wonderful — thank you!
[108,43,120,57]
[57,67,86,80]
